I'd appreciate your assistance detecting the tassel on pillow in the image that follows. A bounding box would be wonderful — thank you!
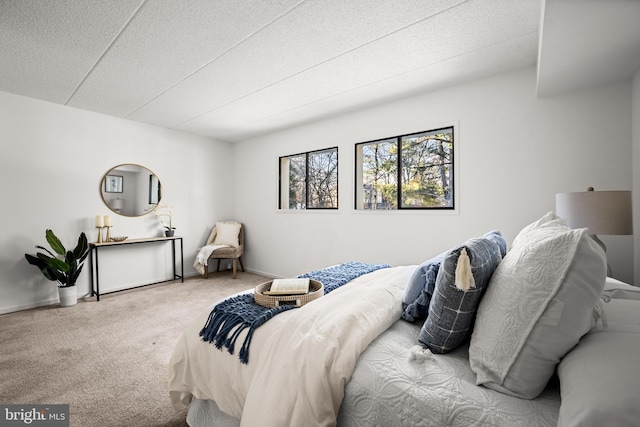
[455,247,475,291]
[408,345,434,363]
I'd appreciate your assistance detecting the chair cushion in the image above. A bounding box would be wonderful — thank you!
[213,222,241,247]
[210,246,243,258]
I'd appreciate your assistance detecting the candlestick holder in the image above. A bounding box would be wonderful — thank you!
[96,226,104,243]
[106,226,112,242]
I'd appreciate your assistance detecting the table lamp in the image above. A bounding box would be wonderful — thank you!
[110,198,124,213]
[555,187,632,275]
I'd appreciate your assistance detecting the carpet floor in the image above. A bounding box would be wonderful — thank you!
[0,271,270,426]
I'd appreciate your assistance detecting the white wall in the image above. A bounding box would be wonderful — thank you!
[233,67,634,284]
[0,91,233,314]
[633,68,640,285]
[2,65,635,315]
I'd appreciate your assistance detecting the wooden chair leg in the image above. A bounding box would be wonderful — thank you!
[217,259,221,272]
[239,256,245,272]
[232,259,237,279]
[204,262,209,279]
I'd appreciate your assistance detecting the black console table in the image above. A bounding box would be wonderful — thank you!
[89,236,184,301]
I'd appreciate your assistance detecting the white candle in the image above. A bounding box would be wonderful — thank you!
[95,215,104,227]
[104,215,111,227]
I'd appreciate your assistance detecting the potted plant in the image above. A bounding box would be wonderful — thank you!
[155,204,176,237]
[25,229,90,307]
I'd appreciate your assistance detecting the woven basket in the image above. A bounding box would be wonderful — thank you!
[254,279,323,308]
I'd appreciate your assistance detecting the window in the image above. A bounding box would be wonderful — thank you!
[279,147,338,209]
[355,126,454,210]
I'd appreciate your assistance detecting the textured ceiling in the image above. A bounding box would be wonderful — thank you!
[1,1,638,142]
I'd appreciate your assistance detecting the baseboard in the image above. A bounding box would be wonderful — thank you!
[243,267,280,279]
[1,271,281,314]
[0,297,60,315]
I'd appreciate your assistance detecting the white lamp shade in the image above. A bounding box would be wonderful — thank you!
[110,198,125,210]
[555,190,632,235]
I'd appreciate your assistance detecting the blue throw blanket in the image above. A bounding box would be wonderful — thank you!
[199,261,390,364]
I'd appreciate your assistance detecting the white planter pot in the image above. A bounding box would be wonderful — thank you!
[58,286,77,307]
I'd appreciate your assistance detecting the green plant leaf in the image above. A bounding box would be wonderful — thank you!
[65,251,78,285]
[25,253,48,271]
[41,266,60,282]
[49,267,66,284]
[48,257,70,272]
[25,254,60,283]
[35,252,70,272]
[72,232,89,260]
[35,245,56,258]
[45,229,66,256]
[70,264,84,286]
[26,230,89,287]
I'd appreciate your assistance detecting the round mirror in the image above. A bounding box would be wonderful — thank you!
[100,164,162,216]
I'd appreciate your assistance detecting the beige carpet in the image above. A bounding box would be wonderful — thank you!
[0,271,270,427]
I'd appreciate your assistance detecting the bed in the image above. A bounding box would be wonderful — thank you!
[169,213,640,427]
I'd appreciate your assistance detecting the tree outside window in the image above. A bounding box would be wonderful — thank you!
[279,147,338,210]
[355,127,454,210]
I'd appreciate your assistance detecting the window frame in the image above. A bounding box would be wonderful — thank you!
[354,126,455,211]
[279,146,339,210]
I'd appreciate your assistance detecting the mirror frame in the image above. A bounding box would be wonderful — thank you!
[100,163,162,217]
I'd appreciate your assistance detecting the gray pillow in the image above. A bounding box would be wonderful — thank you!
[603,277,640,300]
[418,231,506,353]
[558,299,640,426]
[401,253,445,322]
[469,213,606,399]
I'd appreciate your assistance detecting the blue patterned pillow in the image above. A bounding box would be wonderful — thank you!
[484,229,507,257]
[419,231,506,353]
[401,252,445,322]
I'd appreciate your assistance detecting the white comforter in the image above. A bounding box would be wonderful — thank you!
[168,265,415,427]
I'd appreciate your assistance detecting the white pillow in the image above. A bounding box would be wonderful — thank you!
[469,212,606,399]
[213,222,241,247]
[557,299,640,426]
[603,277,640,300]
[510,211,565,248]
